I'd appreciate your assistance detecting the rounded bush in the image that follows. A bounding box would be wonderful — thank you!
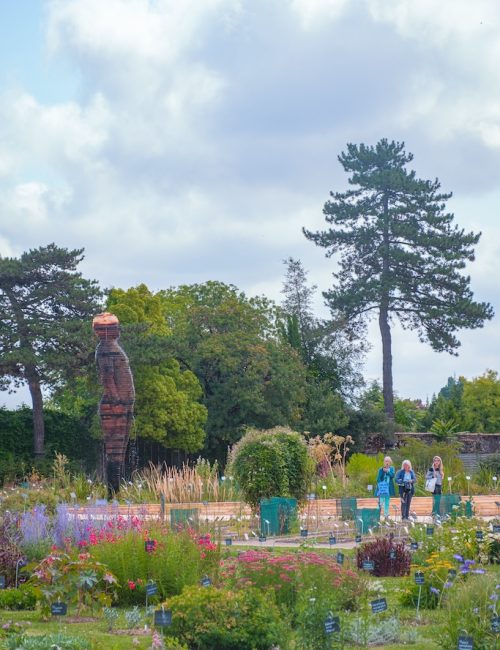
[164,585,287,650]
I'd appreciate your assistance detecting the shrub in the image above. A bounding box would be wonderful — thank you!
[0,513,25,587]
[90,527,220,605]
[228,426,313,509]
[164,585,287,650]
[222,549,366,615]
[3,633,91,650]
[0,584,37,610]
[346,453,385,488]
[356,536,411,577]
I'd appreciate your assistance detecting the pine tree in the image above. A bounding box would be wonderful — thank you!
[304,139,494,421]
[0,244,102,457]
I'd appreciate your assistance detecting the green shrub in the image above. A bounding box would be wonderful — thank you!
[0,584,37,610]
[346,453,385,487]
[164,585,287,650]
[228,426,313,509]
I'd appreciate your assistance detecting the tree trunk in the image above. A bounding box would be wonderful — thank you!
[379,299,394,422]
[26,367,45,458]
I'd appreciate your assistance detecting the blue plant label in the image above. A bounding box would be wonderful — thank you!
[426,526,434,536]
[0,575,5,589]
[362,560,375,571]
[414,571,425,585]
[411,541,419,550]
[154,609,172,627]
[301,529,308,537]
[259,535,266,543]
[145,539,156,552]
[324,614,340,634]
[355,534,362,543]
[336,552,344,565]
[493,525,500,533]
[457,635,474,649]
[389,550,396,560]
[492,616,500,633]
[475,530,484,540]
[370,598,387,614]
[51,602,67,616]
[225,538,233,546]
[201,576,212,587]
[329,535,336,546]
[146,583,158,596]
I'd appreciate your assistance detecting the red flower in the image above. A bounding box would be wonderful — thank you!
[128,580,136,590]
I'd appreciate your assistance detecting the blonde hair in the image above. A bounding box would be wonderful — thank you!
[433,456,444,476]
[401,459,412,470]
[384,456,393,464]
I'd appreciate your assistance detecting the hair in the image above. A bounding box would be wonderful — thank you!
[401,459,412,470]
[433,455,444,476]
[384,456,393,464]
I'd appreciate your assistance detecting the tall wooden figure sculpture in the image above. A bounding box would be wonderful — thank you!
[92,312,135,496]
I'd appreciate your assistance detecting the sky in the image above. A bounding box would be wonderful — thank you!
[1,0,499,408]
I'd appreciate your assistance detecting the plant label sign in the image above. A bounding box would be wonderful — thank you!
[225,538,233,546]
[389,550,396,560]
[491,616,500,633]
[200,576,212,587]
[426,526,434,536]
[370,598,387,614]
[457,636,474,650]
[154,609,172,628]
[0,575,5,589]
[336,552,344,565]
[355,534,362,543]
[51,602,67,616]
[144,539,156,552]
[259,535,266,543]
[493,525,500,533]
[301,529,309,537]
[475,530,484,541]
[410,541,419,550]
[362,560,375,571]
[146,583,158,597]
[324,614,340,635]
[414,571,425,585]
[329,535,336,546]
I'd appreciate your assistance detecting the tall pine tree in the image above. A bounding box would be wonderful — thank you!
[304,139,494,422]
[0,244,102,457]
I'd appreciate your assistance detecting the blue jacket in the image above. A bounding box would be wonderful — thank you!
[395,469,417,496]
[375,466,395,497]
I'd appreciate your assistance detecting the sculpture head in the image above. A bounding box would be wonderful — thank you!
[92,312,120,340]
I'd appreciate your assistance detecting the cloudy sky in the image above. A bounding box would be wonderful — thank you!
[1,0,499,407]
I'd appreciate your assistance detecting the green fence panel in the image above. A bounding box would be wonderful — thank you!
[260,497,297,536]
[355,508,380,534]
[338,497,357,520]
[170,508,199,529]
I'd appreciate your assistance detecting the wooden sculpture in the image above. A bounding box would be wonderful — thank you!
[92,312,135,495]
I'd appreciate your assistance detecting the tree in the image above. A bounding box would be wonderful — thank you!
[304,139,494,422]
[461,370,500,433]
[161,282,306,463]
[0,244,102,457]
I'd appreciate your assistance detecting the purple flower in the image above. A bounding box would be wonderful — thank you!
[472,569,486,574]
[453,554,464,562]
[464,559,475,565]
[443,582,452,589]
[491,594,499,601]
[460,568,470,574]
[430,586,440,595]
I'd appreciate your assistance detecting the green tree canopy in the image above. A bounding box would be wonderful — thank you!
[161,282,306,463]
[304,139,494,426]
[461,370,500,433]
[0,244,102,457]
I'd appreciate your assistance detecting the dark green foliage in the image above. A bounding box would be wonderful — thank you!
[356,537,411,577]
[0,244,102,457]
[228,427,313,509]
[304,139,494,421]
[165,585,287,650]
[0,407,99,484]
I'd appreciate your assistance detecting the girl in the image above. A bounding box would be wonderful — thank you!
[426,455,444,517]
